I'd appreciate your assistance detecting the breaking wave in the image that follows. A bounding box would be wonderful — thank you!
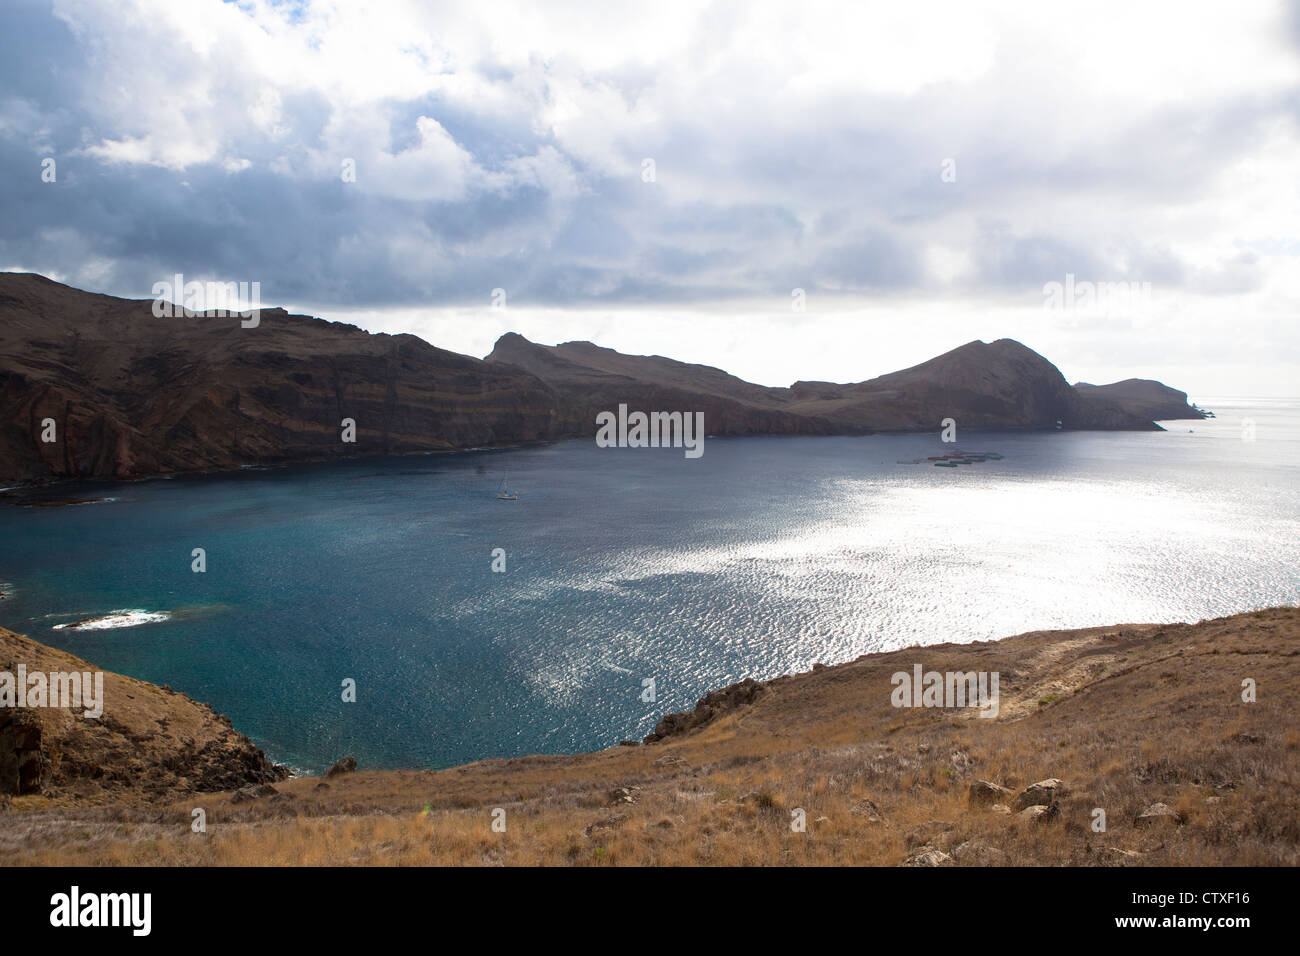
[53,609,171,631]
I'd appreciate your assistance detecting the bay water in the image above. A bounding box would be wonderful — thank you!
[1,399,1296,772]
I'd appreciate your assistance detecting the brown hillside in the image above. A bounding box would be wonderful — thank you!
[1,607,1295,866]
[0,626,284,803]
[3,274,1193,484]
[0,273,559,483]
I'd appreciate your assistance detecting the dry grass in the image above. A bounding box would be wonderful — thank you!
[3,607,1297,865]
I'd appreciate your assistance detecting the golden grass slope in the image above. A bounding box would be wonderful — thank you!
[1,607,1296,865]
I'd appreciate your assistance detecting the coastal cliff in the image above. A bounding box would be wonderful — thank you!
[485,332,843,438]
[1074,379,1206,422]
[2,273,1202,484]
[788,338,1166,431]
[486,334,1163,434]
[0,626,284,801]
[0,273,561,484]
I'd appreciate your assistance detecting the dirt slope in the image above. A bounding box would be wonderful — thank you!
[2,607,1294,866]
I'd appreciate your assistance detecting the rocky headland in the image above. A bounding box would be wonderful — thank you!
[1,272,1203,485]
[0,626,285,802]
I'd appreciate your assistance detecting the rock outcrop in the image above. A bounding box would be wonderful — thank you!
[642,677,764,744]
[1074,379,1205,422]
[1011,778,1067,811]
[902,847,953,866]
[952,840,1008,865]
[325,756,358,778]
[230,782,280,804]
[0,626,285,799]
[968,780,1013,806]
[787,339,1159,432]
[1135,802,1181,828]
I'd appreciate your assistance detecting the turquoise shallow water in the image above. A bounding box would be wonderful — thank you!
[2,399,1297,772]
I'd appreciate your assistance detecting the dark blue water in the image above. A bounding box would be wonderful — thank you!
[2,399,1297,772]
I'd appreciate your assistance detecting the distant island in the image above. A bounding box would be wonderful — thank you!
[0,272,1204,485]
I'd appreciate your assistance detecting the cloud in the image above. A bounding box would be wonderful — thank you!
[0,0,1295,397]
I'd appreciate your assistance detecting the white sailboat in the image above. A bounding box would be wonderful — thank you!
[496,478,517,500]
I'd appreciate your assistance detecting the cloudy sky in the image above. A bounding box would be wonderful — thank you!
[2,0,1297,396]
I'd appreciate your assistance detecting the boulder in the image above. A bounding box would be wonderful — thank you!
[968,780,1013,807]
[1097,846,1144,862]
[902,848,953,867]
[952,841,1008,866]
[584,814,626,836]
[1011,778,1066,811]
[1017,803,1058,824]
[643,678,763,744]
[653,753,690,769]
[849,798,885,823]
[1135,802,1180,828]
[905,820,956,850]
[325,756,357,778]
[230,782,279,804]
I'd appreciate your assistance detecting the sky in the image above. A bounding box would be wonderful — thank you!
[1,0,1297,397]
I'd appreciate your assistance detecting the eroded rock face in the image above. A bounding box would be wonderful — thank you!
[0,626,286,799]
[0,709,51,794]
[1074,380,1206,422]
[0,274,561,483]
[230,783,281,804]
[643,677,764,744]
[1,274,1186,483]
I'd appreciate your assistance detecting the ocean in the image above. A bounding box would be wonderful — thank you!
[2,398,1297,773]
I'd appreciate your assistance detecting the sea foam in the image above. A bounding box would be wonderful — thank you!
[53,609,171,631]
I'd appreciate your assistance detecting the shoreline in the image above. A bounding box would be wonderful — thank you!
[5,593,1290,777]
[0,438,562,493]
[0,418,1200,492]
[3,605,1296,865]
[3,603,1296,782]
